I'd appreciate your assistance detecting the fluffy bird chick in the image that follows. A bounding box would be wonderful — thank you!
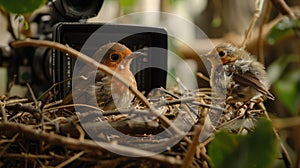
[205,43,274,103]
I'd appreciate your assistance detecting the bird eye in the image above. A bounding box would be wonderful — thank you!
[110,53,120,61]
[218,50,226,57]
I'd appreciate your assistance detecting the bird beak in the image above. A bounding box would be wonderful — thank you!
[201,53,218,60]
[202,53,215,58]
[201,52,223,66]
[127,51,147,60]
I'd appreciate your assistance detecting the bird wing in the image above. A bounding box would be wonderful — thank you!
[62,70,113,107]
[232,71,275,100]
[94,73,114,109]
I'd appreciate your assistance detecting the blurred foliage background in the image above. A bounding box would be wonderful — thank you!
[0,0,300,167]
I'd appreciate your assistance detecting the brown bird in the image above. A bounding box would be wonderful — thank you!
[65,42,143,110]
[204,42,274,103]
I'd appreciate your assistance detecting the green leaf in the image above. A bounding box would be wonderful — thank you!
[23,20,29,30]
[120,0,136,8]
[268,16,300,44]
[211,16,222,28]
[267,54,298,83]
[208,132,245,168]
[0,0,46,14]
[274,69,300,115]
[208,120,277,168]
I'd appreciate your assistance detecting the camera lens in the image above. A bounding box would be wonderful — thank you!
[33,47,52,84]
[50,0,103,21]
[65,0,93,12]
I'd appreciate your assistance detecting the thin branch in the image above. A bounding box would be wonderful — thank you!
[154,97,195,107]
[197,72,210,82]
[37,77,73,101]
[0,133,19,157]
[38,75,87,101]
[6,98,29,105]
[270,0,297,20]
[3,152,97,162]
[26,83,45,128]
[59,117,162,137]
[241,0,265,48]
[181,125,203,168]
[259,102,292,168]
[26,83,38,106]
[74,121,85,141]
[0,101,7,122]
[272,116,300,129]
[6,75,17,97]
[192,101,228,113]
[43,100,63,109]
[43,103,104,113]
[258,0,272,65]
[55,151,85,168]
[157,87,223,115]
[6,102,41,120]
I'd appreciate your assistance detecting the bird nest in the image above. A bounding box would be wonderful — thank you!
[0,83,269,168]
[1,39,281,167]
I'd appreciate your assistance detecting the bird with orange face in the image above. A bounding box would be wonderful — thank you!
[205,42,274,103]
[65,42,143,110]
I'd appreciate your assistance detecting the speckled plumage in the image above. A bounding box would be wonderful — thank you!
[205,43,274,102]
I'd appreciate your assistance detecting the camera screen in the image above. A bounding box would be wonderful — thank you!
[52,23,168,99]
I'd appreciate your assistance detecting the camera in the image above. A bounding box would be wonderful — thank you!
[2,0,168,99]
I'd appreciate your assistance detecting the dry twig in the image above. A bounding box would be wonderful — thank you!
[241,0,265,48]
[271,0,297,20]
[257,0,272,64]
[0,100,7,122]
[181,126,203,168]
[55,151,85,168]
